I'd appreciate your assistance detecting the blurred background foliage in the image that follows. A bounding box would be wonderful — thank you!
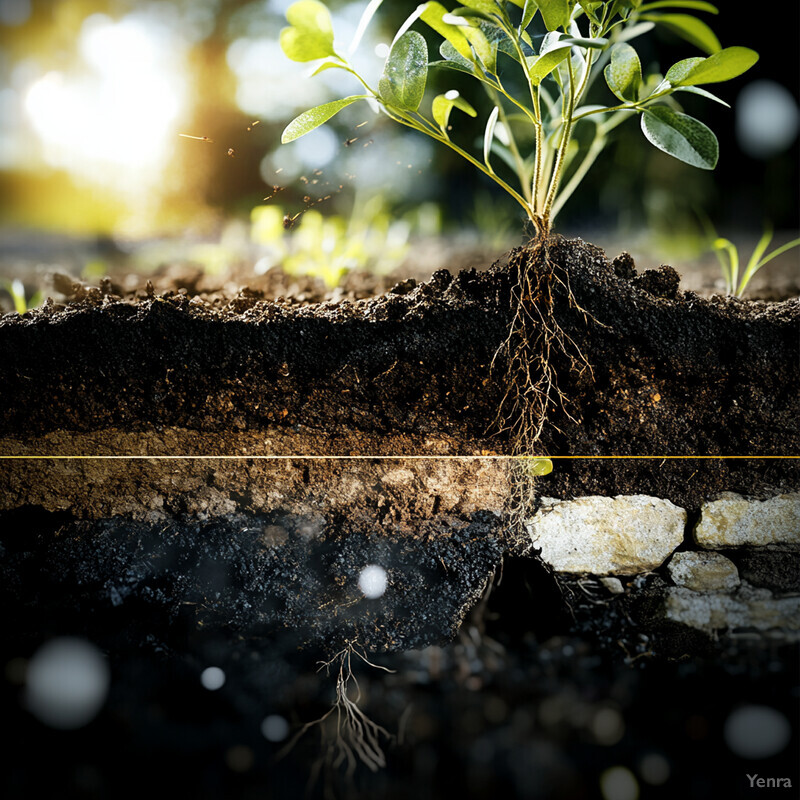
[0,0,797,272]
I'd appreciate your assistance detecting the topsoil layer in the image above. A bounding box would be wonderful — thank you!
[1,236,796,459]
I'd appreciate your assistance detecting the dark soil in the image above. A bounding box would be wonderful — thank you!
[1,511,797,800]
[0,508,505,654]
[2,237,796,460]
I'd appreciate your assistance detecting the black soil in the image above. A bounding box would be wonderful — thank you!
[0,507,505,654]
[1,236,796,457]
[1,511,797,800]
[0,267,508,450]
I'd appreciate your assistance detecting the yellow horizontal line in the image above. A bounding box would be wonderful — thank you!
[0,455,796,461]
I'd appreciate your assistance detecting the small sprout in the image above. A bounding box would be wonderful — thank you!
[3,279,42,313]
[706,224,800,297]
[251,194,417,288]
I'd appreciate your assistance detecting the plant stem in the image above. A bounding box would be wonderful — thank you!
[551,107,630,219]
[542,56,577,226]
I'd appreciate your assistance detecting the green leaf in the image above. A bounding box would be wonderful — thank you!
[439,40,477,69]
[496,34,531,65]
[638,1,717,12]
[521,0,538,31]
[421,1,474,61]
[527,44,572,85]
[432,91,478,132]
[609,0,643,17]
[536,0,572,31]
[669,46,759,86]
[484,105,500,168]
[455,0,503,17]
[280,0,336,62]
[379,31,428,112]
[577,1,603,24]
[449,7,499,24]
[640,106,718,169]
[641,13,721,54]
[676,85,730,106]
[664,56,705,84]
[462,22,498,72]
[604,43,642,102]
[282,95,368,143]
[310,59,360,79]
[617,21,655,43]
[738,234,800,296]
[429,58,476,77]
[524,457,554,476]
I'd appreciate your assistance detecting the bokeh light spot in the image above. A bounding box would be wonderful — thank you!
[358,564,388,598]
[261,714,290,742]
[200,666,226,691]
[724,704,791,759]
[25,637,110,729]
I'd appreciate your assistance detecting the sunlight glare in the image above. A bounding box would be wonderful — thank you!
[23,13,187,195]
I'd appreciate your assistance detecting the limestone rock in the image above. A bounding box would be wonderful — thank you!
[526,495,686,575]
[667,551,740,592]
[665,583,800,635]
[694,493,800,548]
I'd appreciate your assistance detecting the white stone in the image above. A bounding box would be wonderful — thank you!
[667,551,740,592]
[600,577,625,595]
[665,583,800,634]
[694,493,800,548]
[526,495,686,575]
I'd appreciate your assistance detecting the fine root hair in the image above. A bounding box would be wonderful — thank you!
[492,235,596,539]
[278,640,394,793]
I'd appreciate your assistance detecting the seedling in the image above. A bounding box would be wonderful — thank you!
[3,279,42,314]
[280,0,758,237]
[709,226,800,297]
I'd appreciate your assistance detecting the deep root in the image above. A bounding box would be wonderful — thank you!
[278,641,394,793]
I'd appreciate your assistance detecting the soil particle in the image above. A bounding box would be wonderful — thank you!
[727,544,800,593]
[632,264,681,298]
